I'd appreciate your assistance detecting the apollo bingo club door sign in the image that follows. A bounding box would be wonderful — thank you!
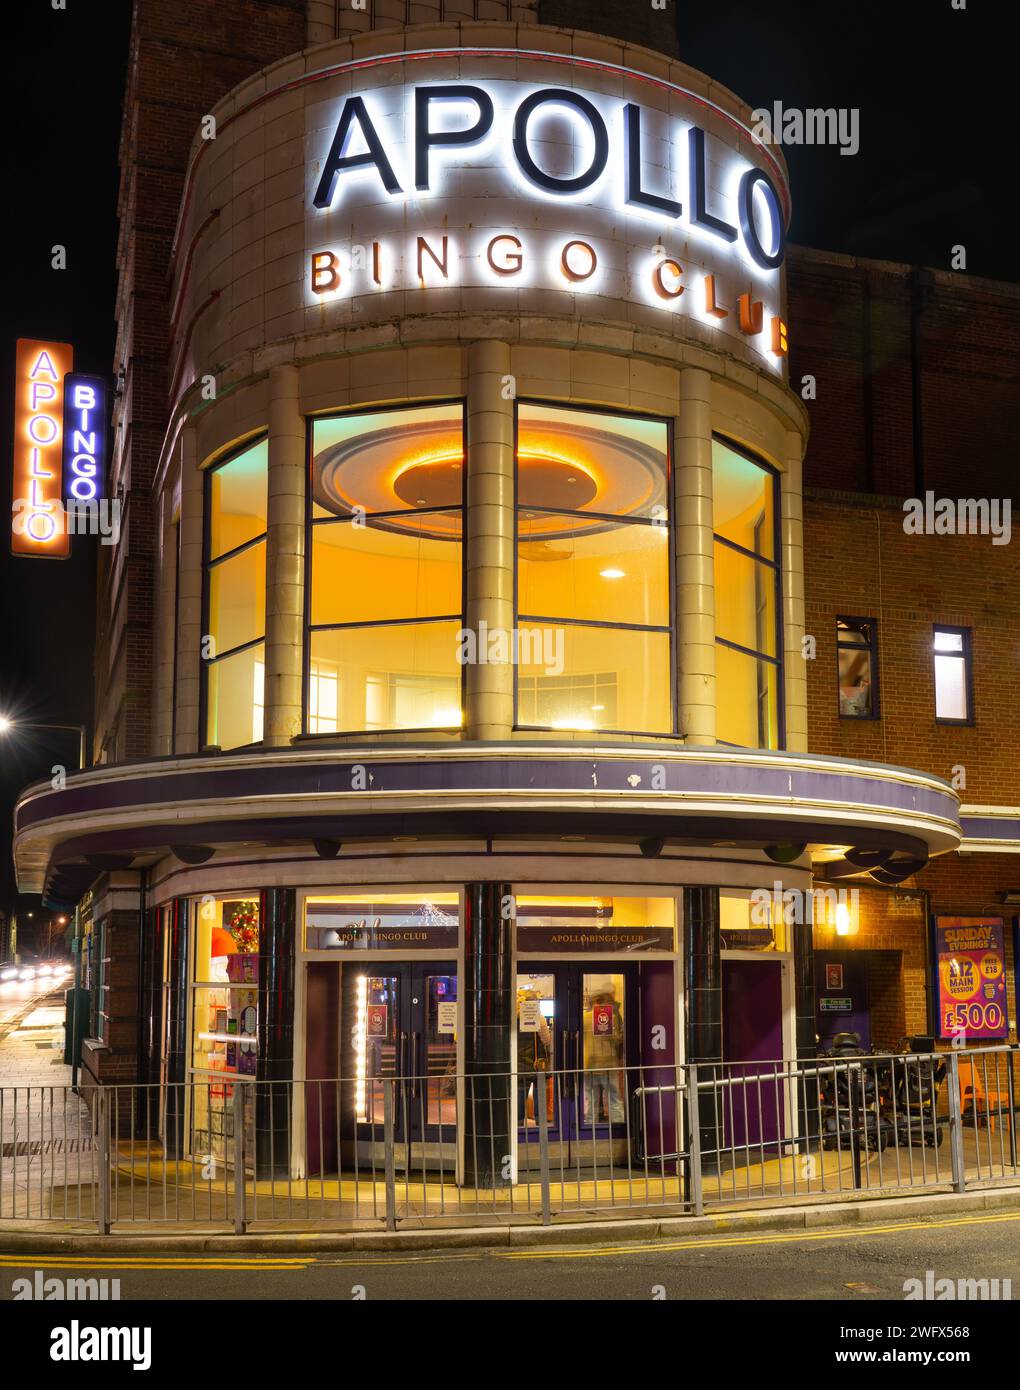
[933,915,1008,1041]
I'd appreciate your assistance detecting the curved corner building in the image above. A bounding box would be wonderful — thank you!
[15,2,981,1185]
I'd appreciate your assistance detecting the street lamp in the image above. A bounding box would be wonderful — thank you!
[0,715,88,768]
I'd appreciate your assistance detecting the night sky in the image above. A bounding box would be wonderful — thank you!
[0,0,1011,948]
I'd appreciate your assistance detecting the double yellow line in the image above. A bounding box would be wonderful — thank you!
[1,1209,1017,1272]
[0,1254,311,1273]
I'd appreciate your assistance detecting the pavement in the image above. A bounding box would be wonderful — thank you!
[0,974,95,1226]
[2,1202,1019,1300]
[2,976,1019,1261]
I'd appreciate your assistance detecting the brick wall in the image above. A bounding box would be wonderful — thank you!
[94,0,305,763]
[803,491,1018,802]
[813,885,929,1039]
[305,0,678,54]
[788,247,1020,500]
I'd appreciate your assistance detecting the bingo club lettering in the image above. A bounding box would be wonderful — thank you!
[308,82,789,362]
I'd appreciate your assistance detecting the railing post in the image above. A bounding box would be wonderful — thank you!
[383,1078,397,1232]
[947,1051,966,1193]
[686,1063,703,1217]
[96,1087,110,1236]
[232,1082,247,1235]
[536,1067,551,1225]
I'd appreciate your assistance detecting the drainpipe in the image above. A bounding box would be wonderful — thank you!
[909,267,931,499]
[70,902,82,1091]
[861,276,875,494]
[135,867,149,1084]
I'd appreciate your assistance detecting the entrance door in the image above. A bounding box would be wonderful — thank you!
[516,965,636,1153]
[339,962,458,1167]
[721,957,785,1152]
[815,952,871,1051]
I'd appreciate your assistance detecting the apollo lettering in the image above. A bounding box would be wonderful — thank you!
[312,83,786,271]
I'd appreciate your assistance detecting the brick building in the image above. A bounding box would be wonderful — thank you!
[12,1,1018,1175]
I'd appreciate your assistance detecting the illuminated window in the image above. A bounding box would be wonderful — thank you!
[308,404,464,733]
[837,617,879,719]
[202,439,268,750]
[190,894,260,1165]
[713,438,782,748]
[515,403,673,735]
[308,660,339,734]
[933,625,972,724]
[514,894,677,953]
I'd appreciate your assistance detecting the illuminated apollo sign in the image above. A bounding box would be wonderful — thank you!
[12,338,73,558]
[306,77,789,368]
[62,374,107,505]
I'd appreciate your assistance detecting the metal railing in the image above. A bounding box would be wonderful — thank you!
[0,1046,1016,1233]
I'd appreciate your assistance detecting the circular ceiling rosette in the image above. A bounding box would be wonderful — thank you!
[313,417,464,540]
[313,412,667,544]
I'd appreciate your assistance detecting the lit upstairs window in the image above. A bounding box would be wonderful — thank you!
[712,438,782,748]
[837,617,879,719]
[202,439,268,751]
[515,402,673,736]
[307,403,465,734]
[933,625,973,724]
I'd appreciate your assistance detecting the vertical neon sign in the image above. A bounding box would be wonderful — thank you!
[12,338,74,558]
[62,373,107,506]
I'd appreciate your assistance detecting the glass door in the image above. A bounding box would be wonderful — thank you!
[516,965,635,1152]
[576,969,630,1135]
[343,962,458,1165]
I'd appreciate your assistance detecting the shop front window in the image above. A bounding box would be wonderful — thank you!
[713,438,782,748]
[190,894,260,1164]
[202,439,268,750]
[720,887,788,953]
[515,403,674,735]
[307,403,465,733]
[514,894,677,953]
[304,892,460,951]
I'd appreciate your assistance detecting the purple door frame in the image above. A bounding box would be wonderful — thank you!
[721,958,786,1151]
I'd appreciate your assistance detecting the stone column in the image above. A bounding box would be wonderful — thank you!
[684,885,722,1168]
[153,483,177,757]
[675,368,716,745]
[792,914,818,1059]
[462,882,513,1186]
[781,428,808,752]
[174,428,203,753]
[264,365,305,747]
[465,342,514,740]
[256,887,296,1177]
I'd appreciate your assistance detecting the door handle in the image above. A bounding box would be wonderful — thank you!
[410,1032,420,1098]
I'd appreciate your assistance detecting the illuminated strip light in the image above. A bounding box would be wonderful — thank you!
[354,974,368,1122]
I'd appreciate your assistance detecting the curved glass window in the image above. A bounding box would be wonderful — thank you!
[515,403,673,735]
[202,439,268,750]
[713,438,782,748]
[307,403,465,733]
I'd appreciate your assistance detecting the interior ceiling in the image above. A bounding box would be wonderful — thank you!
[311,415,667,541]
